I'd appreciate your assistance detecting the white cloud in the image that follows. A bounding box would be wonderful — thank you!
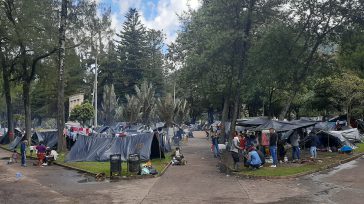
[116,0,142,16]
[111,0,201,44]
[141,0,202,43]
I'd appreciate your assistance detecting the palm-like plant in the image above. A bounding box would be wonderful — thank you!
[120,95,142,123]
[156,93,178,127]
[174,99,190,125]
[135,81,156,125]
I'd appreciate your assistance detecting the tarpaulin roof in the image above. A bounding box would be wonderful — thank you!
[314,122,336,131]
[0,128,23,145]
[237,117,270,127]
[330,128,363,143]
[66,132,169,162]
[254,120,300,132]
[290,119,317,128]
[32,130,58,149]
[9,135,24,150]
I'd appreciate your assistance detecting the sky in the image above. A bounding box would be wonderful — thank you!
[96,0,202,44]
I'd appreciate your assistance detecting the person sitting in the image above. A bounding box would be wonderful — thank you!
[246,147,262,170]
[43,147,53,166]
[172,147,186,165]
[8,150,19,164]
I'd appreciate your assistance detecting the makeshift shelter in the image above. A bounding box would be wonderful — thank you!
[31,130,58,149]
[0,128,23,145]
[66,132,169,162]
[254,120,300,132]
[95,126,115,135]
[357,120,364,132]
[8,135,25,150]
[236,117,270,127]
[301,130,356,150]
[330,128,363,143]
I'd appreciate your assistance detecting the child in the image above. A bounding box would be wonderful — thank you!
[8,150,19,164]
[172,147,186,165]
[12,150,19,163]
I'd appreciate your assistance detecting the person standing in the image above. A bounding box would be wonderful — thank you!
[290,131,300,162]
[231,133,243,170]
[211,130,220,158]
[20,140,27,167]
[310,132,320,159]
[36,143,47,166]
[269,128,278,168]
[261,132,269,157]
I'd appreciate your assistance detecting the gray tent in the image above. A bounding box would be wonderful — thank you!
[330,128,363,143]
[66,132,169,162]
[31,130,58,149]
[302,130,356,149]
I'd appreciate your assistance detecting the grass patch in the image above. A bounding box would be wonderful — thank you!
[236,146,363,177]
[59,153,172,177]
[355,143,364,153]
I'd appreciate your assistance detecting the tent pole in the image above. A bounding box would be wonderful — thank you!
[158,132,162,161]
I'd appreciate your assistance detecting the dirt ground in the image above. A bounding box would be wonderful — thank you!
[1,131,364,204]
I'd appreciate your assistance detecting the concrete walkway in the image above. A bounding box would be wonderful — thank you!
[141,132,251,204]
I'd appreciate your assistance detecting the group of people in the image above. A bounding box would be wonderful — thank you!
[207,124,322,170]
[9,140,58,167]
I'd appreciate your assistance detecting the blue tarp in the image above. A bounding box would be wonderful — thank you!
[66,132,168,162]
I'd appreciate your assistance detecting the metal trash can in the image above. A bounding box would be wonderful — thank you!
[110,154,122,178]
[128,154,140,173]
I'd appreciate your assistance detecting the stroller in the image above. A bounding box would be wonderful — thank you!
[172,147,186,165]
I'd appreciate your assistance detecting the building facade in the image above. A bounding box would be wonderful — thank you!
[69,93,84,116]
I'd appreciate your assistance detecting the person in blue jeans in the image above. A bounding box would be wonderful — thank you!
[309,132,320,159]
[290,131,300,161]
[269,128,278,167]
[20,140,27,167]
[211,130,220,158]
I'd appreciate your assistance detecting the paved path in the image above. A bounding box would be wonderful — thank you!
[141,132,250,204]
[1,132,364,204]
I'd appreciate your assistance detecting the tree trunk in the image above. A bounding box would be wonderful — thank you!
[346,103,351,127]
[23,82,32,142]
[4,70,14,141]
[221,96,230,141]
[57,0,68,152]
[279,90,297,120]
[230,0,255,138]
[1,59,14,141]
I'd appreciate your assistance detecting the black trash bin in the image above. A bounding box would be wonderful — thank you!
[110,154,122,178]
[128,154,140,173]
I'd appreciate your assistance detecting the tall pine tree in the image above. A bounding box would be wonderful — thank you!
[116,8,147,99]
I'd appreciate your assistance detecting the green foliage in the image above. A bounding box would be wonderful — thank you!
[120,95,142,123]
[312,71,364,119]
[339,29,364,76]
[156,94,178,127]
[69,102,94,126]
[135,81,156,125]
[116,8,147,97]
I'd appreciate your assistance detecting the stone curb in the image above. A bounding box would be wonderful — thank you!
[0,146,171,180]
[229,152,364,180]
